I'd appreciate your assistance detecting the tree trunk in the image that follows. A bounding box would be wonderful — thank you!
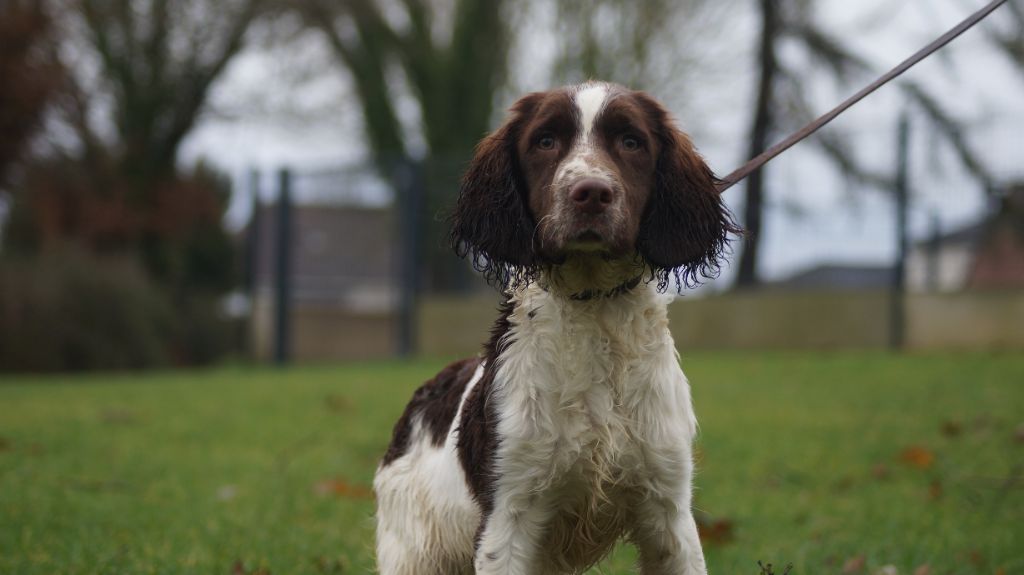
[735,0,779,289]
[421,154,473,293]
[310,0,508,293]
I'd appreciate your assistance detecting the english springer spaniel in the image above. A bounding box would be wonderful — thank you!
[374,81,738,575]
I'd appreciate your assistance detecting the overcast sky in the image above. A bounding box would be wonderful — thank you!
[178,0,1024,287]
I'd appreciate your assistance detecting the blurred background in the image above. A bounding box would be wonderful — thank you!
[0,0,1022,370]
[1,2,1023,573]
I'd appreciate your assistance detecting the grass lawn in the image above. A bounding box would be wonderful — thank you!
[1,352,1022,574]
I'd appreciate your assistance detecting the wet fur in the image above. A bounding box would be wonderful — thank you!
[375,81,736,575]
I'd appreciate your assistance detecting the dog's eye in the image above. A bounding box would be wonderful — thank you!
[537,135,556,150]
[621,135,643,151]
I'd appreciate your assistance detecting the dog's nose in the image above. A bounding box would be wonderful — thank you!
[569,179,613,215]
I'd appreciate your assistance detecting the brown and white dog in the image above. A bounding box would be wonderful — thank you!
[374,81,738,575]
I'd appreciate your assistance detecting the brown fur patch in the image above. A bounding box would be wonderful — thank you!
[380,356,482,467]
[631,91,741,288]
[456,296,516,548]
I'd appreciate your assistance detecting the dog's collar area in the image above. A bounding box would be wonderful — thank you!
[567,276,643,301]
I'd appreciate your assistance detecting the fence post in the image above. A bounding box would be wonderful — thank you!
[245,170,261,295]
[245,169,261,358]
[926,211,941,292]
[395,159,422,358]
[890,114,910,350]
[274,168,293,365]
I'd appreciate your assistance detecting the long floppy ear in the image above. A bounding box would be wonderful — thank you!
[449,94,543,288]
[634,93,741,289]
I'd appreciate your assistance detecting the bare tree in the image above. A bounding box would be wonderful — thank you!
[0,1,65,183]
[303,0,730,290]
[5,0,264,284]
[63,0,264,184]
[985,0,1024,74]
[736,0,902,287]
[549,0,724,88]
[303,0,511,170]
[735,0,780,288]
[735,0,1011,287]
[299,0,511,290]
[900,82,995,191]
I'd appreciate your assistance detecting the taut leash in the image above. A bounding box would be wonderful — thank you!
[716,0,1010,194]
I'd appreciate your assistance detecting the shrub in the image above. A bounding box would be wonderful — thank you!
[0,248,175,372]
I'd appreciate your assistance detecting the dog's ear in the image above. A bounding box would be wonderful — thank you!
[633,93,740,288]
[450,93,543,287]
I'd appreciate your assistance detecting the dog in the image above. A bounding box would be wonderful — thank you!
[374,81,738,575]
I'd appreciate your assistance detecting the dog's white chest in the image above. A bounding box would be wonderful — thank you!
[496,283,691,483]
[482,285,699,571]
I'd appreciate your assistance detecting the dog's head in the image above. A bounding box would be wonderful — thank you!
[450,81,739,290]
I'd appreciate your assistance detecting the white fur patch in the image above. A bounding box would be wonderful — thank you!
[374,365,484,575]
[375,79,709,574]
[472,281,704,573]
[375,279,707,574]
[574,83,609,140]
[553,83,614,197]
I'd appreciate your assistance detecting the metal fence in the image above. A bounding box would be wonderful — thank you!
[239,125,1021,362]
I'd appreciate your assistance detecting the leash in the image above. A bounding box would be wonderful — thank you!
[715,0,1010,194]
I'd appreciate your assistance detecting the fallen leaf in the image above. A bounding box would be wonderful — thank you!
[873,566,898,575]
[313,556,348,574]
[324,394,352,413]
[232,560,270,575]
[833,476,855,492]
[940,420,962,438]
[968,549,986,568]
[842,555,866,574]
[1014,423,1024,444]
[871,463,891,480]
[913,565,930,575]
[928,479,943,501]
[695,513,734,546]
[313,478,373,500]
[899,446,935,469]
[995,568,1006,575]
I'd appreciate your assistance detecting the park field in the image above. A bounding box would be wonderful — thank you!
[1,352,1022,574]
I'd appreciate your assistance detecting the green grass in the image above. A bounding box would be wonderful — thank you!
[1,352,1022,574]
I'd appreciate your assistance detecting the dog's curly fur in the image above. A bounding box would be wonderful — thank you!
[376,81,737,575]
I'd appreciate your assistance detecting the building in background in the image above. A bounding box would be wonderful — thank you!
[905,221,984,293]
[769,264,892,291]
[248,203,398,362]
[774,184,1024,294]
[245,182,1024,362]
[907,184,1024,293]
[967,184,1024,290]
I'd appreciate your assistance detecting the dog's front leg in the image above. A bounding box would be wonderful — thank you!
[631,454,707,575]
[473,484,554,575]
[633,501,707,575]
[472,415,560,575]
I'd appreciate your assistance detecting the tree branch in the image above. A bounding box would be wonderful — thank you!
[790,21,873,83]
[301,0,408,165]
[159,0,262,165]
[902,82,994,192]
[775,64,895,193]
